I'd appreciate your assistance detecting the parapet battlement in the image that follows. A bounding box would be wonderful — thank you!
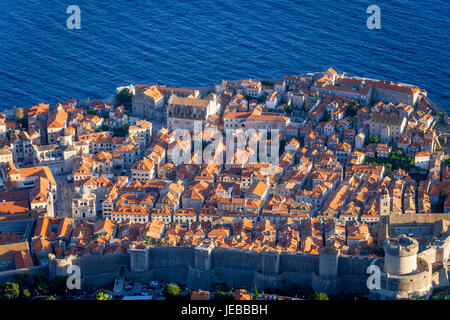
[384,235,419,257]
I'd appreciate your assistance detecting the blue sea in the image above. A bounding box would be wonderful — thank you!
[0,0,449,111]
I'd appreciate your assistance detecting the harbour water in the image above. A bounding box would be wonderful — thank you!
[0,0,449,111]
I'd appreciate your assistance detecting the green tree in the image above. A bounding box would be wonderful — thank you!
[163,284,181,299]
[96,124,110,132]
[257,94,267,103]
[14,273,29,287]
[113,123,130,137]
[253,285,258,300]
[213,282,229,292]
[303,101,308,112]
[445,158,450,167]
[2,282,20,300]
[22,289,31,299]
[46,295,57,300]
[32,274,50,296]
[346,101,360,116]
[312,292,329,300]
[15,107,28,128]
[213,291,235,300]
[51,276,69,296]
[437,188,448,212]
[115,88,134,110]
[15,107,24,120]
[388,149,415,170]
[367,136,380,144]
[284,104,293,115]
[409,296,425,300]
[96,291,112,300]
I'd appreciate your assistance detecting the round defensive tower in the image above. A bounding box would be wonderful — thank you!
[384,234,419,275]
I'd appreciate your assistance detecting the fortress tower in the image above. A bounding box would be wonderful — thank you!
[384,234,419,275]
[370,234,433,299]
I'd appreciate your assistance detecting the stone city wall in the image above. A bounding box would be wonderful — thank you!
[39,245,377,294]
[2,239,446,298]
[48,253,129,291]
[125,246,373,294]
[0,264,49,283]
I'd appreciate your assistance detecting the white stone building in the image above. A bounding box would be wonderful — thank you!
[167,96,217,131]
[72,185,97,222]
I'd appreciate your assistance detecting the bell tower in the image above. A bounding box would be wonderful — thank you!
[380,188,390,216]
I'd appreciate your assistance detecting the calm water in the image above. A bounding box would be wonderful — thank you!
[0,0,449,111]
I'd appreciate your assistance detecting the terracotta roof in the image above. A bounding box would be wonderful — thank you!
[14,249,33,269]
[169,96,211,108]
[47,108,68,129]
